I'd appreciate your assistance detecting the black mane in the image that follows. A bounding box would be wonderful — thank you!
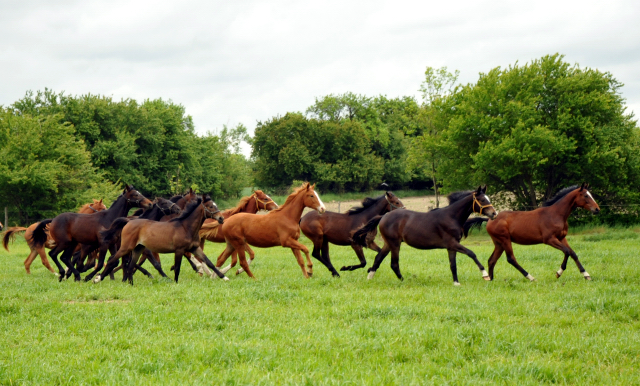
[447,190,474,205]
[348,195,384,215]
[169,195,183,203]
[543,186,578,207]
[169,198,202,222]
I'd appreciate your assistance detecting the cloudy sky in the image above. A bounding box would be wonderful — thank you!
[1,0,639,154]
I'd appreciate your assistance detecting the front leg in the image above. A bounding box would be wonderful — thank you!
[447,239,490,281]
[282,238,313,278]
[192,247,229,280]
[547,237,590,280]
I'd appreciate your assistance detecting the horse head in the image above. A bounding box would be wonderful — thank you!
[92,199,107,212]
[302,183,326,214]
[203,195,224,224]
[576,183,600,214]
[384,191,405,210]
[155,197,181,216]
[254,190,278,211]
[473,185,497,219]
[123,184,153,209]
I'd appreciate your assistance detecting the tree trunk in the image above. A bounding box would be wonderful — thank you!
[431,164,439,208]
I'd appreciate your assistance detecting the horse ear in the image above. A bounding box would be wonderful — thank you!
[580,182,585,191]
[99,199,103,204]
[476,186,482,194]
[482,185,487,193]
[312,183,316,189]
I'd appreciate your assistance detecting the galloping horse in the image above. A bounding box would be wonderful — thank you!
[96,195,226,284]
[31,185,152,281]
[299,192,405,277]
[353,186,497,285]
[216,182,326,279]
[195,190,278,276]
[477,183,599,281]
[3,199,107,275]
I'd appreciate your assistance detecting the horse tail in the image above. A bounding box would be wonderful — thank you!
[352,215,383,247]
[3,227,28,252]
[100,218,130,246]
[31,219,52,249]
[463,218,488,238]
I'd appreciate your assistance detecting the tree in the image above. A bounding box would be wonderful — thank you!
[0,108,119,224]
[440,54,640,208]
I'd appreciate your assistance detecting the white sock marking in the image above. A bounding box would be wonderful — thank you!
[453,282,461,286]
[481,270,489,277]
[526,274,535,281]
[222,276,230,281]
[582,271,591,278]
[220,265,231,274]
[557,268,564,276]
[367,271,375,280]
[93,275,101,283]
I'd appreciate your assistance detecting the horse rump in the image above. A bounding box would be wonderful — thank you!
[463,217,488,238]
[3,227,28,252]
[99,218,130,246]
[31,219,52,249]
[352,215,383,247]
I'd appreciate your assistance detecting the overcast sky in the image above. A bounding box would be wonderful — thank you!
[1,0,639,155]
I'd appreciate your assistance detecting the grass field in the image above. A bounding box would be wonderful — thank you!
[1,225,639,385]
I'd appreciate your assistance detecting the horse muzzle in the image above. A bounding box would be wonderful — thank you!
[216,217,224,224]
[592,208,600,214]
[317,206,326,214]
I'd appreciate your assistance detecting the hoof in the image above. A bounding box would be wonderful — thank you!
[582,271,591,280]
[526,274,536,281]
[584,276,592,280]
[92,275,102,284]
[332,273,341,278]
[222,276,230,281]
[453,281,461,286]
[556,268,564,278]
[54,272,60,277]
[236,269,243,275]
[367,271,375,280]
[307,272,313,277]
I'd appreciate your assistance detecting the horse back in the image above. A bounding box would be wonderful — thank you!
[487,208,563,245]
[224,212,293,248]
[50,212,104,245]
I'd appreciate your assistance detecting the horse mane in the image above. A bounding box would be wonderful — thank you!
[78,203,95,212]
[169,195,183,203]
[225,195,253,216]
[272,182,311,212]
[348,195,384,215]
[169,198,201,222]
[543,186,579,207]
[447,190,474,205]
[132,208,144,216]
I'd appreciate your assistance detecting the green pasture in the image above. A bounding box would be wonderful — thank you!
[1,226,639,385]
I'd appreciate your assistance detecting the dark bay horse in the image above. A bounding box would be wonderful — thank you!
[96,196,226,284]
[353,186,497,285]
[31,185,152,281]
[479,183,600,281]
[3,199,107,275]
[299,192,405,277]
[195,190,278,277]
[216,182,326,279]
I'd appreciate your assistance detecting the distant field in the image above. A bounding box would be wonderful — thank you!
[1,225,639,384]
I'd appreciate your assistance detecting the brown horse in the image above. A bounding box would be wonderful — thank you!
[479,183,600,281]
[31,185,153,281]
[216,182,326,279]
[300,192,405,277]
[96,196,226,284]
[3,199,107,275]
[353,186,497,285]
[195,190,278,276]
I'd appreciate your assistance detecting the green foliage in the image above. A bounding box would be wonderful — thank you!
[438,54,640,209]
[0,108,119,223]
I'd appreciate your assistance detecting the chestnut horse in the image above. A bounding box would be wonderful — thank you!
[216,182,326,279]
[32,185,152,281]
[194,190,278,277]
[96,196,226,284]
[299,192,405,277]
[3,199,106,275]
[477,183,600,281]
[353,186,497,285]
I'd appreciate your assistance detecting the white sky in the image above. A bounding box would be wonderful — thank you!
[1,0,639,156]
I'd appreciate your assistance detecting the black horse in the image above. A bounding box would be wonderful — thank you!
[353,186,497,285]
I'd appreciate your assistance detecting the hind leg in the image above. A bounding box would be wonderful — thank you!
[447,240,489,281]
[367,242,394,280]
[218,243,238,274]
[234,245,254,279]
[24,249,38,274]
[309,238,339,277]
[36,246,56,274]
[192,247,228,280]
[48,245,67,278]
[487,243,505,281]
[59,245,79,281]
[235,245,258,275]
[389,245,403,281]
[502,240,534,281]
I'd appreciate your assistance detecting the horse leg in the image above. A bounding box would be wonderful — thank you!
[47,245,67,278]
[548,237,590,280]
[487,243,505,281]
[367,242,394,280]
[60,245,80,281]
[341,242,368,272]
[192,247,228,280]
[24,249,38,274]
[144,249,167,278]
[309,238,339,277]
[503,240,535,281]
[36,246,56,275]
[125,246,146,285]
[218,243,237,274]
[447,249,460,285]
[290,248,310,278]
[389,244,403,281]
[235,246,257,275]
[173,250,184,283]
[282,238,313,278]
[86,245,116,282]
[447,241,490,281]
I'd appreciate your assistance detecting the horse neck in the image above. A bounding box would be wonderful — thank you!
[244,198,259,214]
[353,198,389,220]
[549,190,579,220]
[77,205,95,214]
[181,204,205,236]
[141,206,163,221]
[275,192,307,222]
[103,196,131,222]
[446,195,475,225]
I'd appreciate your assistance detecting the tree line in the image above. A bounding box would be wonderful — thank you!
[1,54,638,225]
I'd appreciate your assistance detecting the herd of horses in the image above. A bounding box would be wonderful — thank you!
[2,182,600,285]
